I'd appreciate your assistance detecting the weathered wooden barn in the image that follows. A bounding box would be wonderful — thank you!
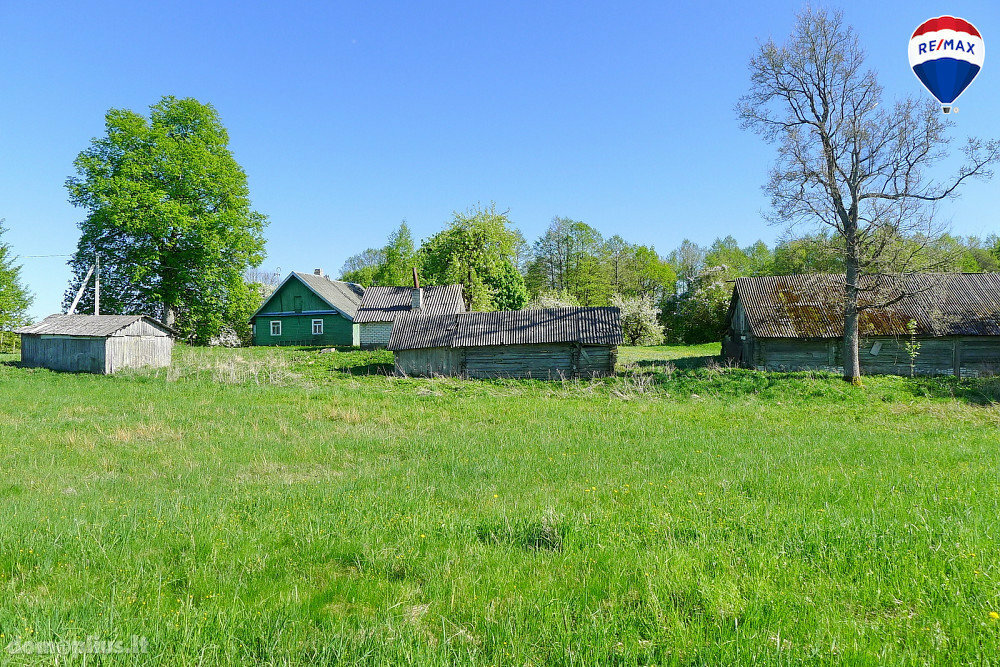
[723,273,1000,376]
[389,307,622,378]
[15,314,175,374]
[355,284,465,348]
[251,271,364,346]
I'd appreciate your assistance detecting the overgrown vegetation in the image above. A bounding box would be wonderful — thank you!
[0,221,33,352]
[1,345,999,663]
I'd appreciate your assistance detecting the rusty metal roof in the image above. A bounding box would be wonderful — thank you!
[15,314,175,337]
[733,273,1000,339]
[355,285,466,323]
[388,307,623,351]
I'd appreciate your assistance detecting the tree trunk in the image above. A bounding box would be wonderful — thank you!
[842,245,862,385]
[163,304,177,328]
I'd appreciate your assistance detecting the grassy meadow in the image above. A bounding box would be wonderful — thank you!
[1,344,1000,664]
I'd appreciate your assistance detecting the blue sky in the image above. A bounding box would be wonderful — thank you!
[3,1,998,318]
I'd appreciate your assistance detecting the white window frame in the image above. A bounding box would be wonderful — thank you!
[312,319,324,335]
[270,320,282,336]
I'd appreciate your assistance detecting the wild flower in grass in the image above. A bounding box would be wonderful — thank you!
[990,611,999,621]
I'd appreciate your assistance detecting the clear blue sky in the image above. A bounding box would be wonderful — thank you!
[3,1,998,319]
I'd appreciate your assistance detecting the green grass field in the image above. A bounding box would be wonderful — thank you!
[1,344,999,664]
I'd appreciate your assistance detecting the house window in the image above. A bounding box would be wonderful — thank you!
[270,321,282,336]
[312,319,324,335]
[293,295,303,313]
[252,323,256,337]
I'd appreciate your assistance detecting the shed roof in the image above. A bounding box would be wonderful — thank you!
[732,273,1000,339]
[355,285,466,323]
[388,307,623,351]
[15,314,175,337]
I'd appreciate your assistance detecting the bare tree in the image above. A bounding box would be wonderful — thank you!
[738,7,999,383]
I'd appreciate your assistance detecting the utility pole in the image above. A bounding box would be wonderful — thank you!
[94,252,101,316]
[68,265,95,315]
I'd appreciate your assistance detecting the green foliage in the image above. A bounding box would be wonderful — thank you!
[339,247,384,287]
[612,294,665,346]
[488,259,528,311]
[0,223,33,352]
[525,289,581,309]
[342,222,419,288]
[668,276,731,344]
[419,204,526,310]
[771,232,845,274]
[64,96,268,343]
[525,221,675,307]
[903,319,921,377]
[2,345,1000,663]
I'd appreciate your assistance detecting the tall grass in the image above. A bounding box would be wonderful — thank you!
[0,345,998,663]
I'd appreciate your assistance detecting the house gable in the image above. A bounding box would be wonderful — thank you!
[255,274,347,318]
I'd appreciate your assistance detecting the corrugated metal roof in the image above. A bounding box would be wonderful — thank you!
[388,307,623,351]
[15,314,174,337]
[733,273,1000,339]
[355,285,466,323]
[293,272,364,318]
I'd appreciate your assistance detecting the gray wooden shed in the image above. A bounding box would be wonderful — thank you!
[723,273,1000,376]
[15,314,175,374]
[388,307,622,379]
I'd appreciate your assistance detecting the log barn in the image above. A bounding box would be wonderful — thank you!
[723,273,1000,377]
[15,314,175,374]
[389,307,622,378]
[354,284,465,348]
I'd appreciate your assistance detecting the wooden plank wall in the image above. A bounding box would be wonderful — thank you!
[105,336,173,373]
[395,344,616,379]
[755,336,1000,376]
[20,336,106,373]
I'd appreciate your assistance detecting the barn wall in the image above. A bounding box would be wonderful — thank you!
[395,344,617,378]
[394,347,462,376]
[104,336,173,373]
[755,336,1000,376]
[20,335,106,373]
[578,345,616,377]
[360,322,393,348]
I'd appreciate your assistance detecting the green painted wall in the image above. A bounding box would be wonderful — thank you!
[252,277,358,346]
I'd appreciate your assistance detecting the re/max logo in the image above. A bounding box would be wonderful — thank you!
[918,39,977,55]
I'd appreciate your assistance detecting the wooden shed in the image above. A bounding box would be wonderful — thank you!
[355,284,465,348]
[388,307,622,378]
[15,314,175,374]
[251,271,364,346]
[723,273,1000,377]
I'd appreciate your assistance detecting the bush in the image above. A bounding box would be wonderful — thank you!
[612,294,665,346]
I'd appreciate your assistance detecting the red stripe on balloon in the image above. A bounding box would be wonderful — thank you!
[912,16,981,39]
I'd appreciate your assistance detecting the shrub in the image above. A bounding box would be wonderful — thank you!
[612,294,665,346]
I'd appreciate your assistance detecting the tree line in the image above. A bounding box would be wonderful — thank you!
[338,209,1000,345]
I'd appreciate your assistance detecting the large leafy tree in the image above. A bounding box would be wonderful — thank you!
[738,8,999,383]
[0,222,33,351]
[420,204,527,311]
[64,96,268,343]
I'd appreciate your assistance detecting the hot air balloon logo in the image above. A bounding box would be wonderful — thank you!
[908,16,984,113]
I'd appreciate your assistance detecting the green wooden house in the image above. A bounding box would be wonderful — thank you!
[251,271,364,346]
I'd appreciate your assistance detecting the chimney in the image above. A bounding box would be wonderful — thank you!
[411,267,423,311]
[314,268,323,277]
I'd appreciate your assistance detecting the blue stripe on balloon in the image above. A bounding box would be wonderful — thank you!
[912,58,981,104]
